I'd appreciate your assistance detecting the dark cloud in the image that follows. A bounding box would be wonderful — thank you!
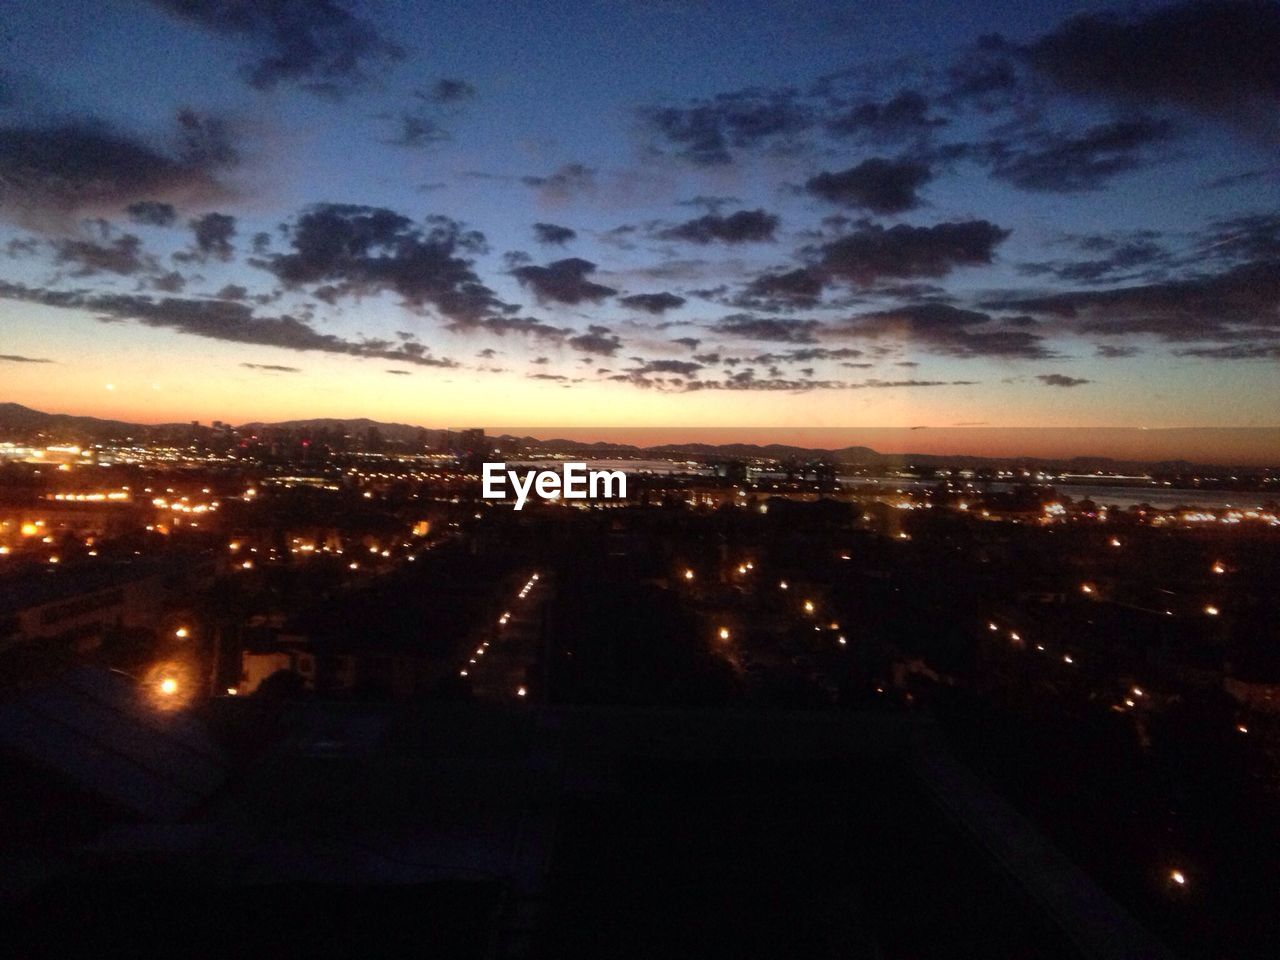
[1037,373,1091,387]
[633,359,703,376]
[150,270,187,293]
[749,347,866,364]
[862,378,979,388]
[5,237,40,257]
[385,369,413,375]
[835,302,1055,359]
[241,362,301,373]
[520,163,596,201]
[215,284,249,301]
[465,316,567,340]
[0,353,53,363]
[0,281,461,368]
[512,257,616,305]
[259,203,502,324]
[657,209,779,245]
[51,234,151,276]
[1020,232,1170,283]
[381,81,477,148]
[1024,1,1280,132]
[825,90,945,142]
[1096,343,1142,358]
[643,88,812,165]
[945,39,1023,106]
[710,315,822,343]
[813,220,1010,286]
[983,117,1175,193]
[671,337,701,350]
[0,111,238,224]
[983,259,1280,343]
[186,212,236,261]
[568,325,623,356]
[1173,343,1280,360]
[383,114,450,149]
[533,222,576,245]
[1205,166,1280,189]
[144,0,405,97]
[1196,213,1280,262]
[618,291,686,314]
[805,158,932,214]
[125,201,178,227]
[426,78,476,103]
[736,267,826,310]
[678,195,742,213]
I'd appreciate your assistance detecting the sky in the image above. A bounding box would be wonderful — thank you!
[0,0,1277,455]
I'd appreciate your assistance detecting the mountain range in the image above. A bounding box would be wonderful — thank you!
[0,402,1266,475]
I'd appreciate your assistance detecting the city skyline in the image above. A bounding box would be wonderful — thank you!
[2,0,1278,454]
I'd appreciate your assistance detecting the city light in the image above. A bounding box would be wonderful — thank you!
[158,677,178,696]
[174,627,189,639]
[1205,605,1220,616]
[1170,869,1186,886]
[718,626,730,641]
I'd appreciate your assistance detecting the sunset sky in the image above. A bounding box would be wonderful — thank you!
[1,1,1277,453]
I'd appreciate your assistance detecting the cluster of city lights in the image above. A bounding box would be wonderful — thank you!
[457,572,538,700]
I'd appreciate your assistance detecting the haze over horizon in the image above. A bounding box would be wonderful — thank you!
[2,1,1278,459]
[4,399,1278,465]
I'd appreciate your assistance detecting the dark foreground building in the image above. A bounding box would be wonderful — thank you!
[0,667,1169,959]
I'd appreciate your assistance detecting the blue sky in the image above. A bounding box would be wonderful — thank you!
[0,0,1277,437]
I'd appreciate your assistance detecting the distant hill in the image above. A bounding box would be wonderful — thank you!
[0,402,174,441]
[238,417,435,445]
[0,402,1264,474]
